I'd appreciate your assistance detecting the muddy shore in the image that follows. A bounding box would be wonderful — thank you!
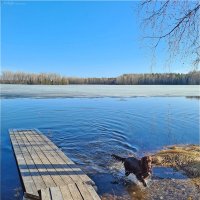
[101,145,200,200]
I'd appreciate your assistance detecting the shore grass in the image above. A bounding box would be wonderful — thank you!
[153,145,200,188]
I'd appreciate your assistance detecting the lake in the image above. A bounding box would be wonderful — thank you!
[1,85,199,199]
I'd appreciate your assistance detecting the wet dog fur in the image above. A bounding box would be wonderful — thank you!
[112,154,152,187]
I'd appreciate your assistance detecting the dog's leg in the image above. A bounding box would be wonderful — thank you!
[141,179,147,187]
[136,174,147,187]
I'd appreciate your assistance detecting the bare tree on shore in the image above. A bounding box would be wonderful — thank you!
[140,0,200,69]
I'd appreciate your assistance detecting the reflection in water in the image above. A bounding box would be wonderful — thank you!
[1,97,199,200]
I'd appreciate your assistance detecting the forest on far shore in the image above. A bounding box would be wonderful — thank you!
[0,70,199,85]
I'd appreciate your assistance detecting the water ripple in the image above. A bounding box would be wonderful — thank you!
[1,97,199,200]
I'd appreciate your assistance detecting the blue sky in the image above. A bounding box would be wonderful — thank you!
[1,1,191,77]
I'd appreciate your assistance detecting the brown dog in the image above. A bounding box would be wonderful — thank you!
[112,154,152,187]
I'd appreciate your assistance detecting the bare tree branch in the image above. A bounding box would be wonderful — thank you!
[145,4,200,39]
[140,0,200,69]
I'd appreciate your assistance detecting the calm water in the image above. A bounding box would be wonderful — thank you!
[1,85,199,199]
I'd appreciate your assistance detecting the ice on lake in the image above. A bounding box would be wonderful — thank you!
[1,84,199,98]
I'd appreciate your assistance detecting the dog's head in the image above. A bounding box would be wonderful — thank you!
[141,156,152,178]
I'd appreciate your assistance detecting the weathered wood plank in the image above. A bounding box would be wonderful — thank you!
[68,183,83,200]
[25,130,73,185]
[86,184,102,200]
[20,131,66,187]
[40,188,51,200]
[10,131,38,195]
[23,192,40,200]
[31,132,83,184]
[13,142,47,192]
[10,129,101,200]
[50,187,63,200]
[76,182,95,200]
[19,130,94,186]
[30,131,84,182]
[14,131,56,189]
[33,129,95,185]
[59,185,74,200]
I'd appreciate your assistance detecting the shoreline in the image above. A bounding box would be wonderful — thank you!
[153,145,200,188]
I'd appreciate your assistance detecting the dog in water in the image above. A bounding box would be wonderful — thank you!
[111,154,152,187]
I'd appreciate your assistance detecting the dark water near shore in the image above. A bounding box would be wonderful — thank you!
[1,97,199,199]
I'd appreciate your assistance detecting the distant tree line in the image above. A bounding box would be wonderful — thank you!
[0,71,199,85]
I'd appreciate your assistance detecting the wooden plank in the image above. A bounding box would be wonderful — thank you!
[30,131,83,184]
[14,133,46,191]
[50,187,63,200]
[15,131,57,189]
[23,192,40,200]
[19,131,66,187]
[14,131,53,189]
[58,151,95,184]
[76,182,95,200]
[40,188,51,200]
[25,130,73,185]
[10,131,38,195]
[59,185,73,200]
[31,131,84,180]
[68,183,83,200]
[10,129,101,200]
[86,184,101,200]
[33,129,95,185]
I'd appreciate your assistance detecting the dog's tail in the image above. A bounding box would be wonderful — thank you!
[111,154,126,163]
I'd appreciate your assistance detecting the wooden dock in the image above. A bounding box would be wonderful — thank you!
[10,129,101,200]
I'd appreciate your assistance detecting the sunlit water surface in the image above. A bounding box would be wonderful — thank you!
[1,85,199,199]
